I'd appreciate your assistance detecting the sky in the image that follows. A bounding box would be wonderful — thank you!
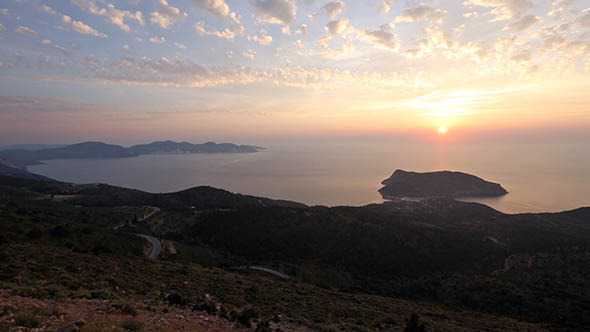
[0,0,589,144]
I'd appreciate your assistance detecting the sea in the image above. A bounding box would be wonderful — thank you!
[29,140,590,214]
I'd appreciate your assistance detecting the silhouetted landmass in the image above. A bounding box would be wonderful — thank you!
[1,174,589,331]
[0,140,262,167]
[0,144,66,151]
[379,169,508,198]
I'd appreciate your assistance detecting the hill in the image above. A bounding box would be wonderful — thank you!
[0,175,589,331]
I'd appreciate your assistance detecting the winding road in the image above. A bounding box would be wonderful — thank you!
[136,234,162,259]
[248,266,291,280]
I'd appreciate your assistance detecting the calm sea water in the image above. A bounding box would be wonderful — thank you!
[29,141,590,213]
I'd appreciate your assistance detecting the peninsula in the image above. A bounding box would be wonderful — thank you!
[0,140,262,168]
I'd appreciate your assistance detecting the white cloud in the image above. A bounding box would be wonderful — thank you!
[504,15,541,31]
[71,0,144,33]
[394,5,447,24]
[253,0,296,25]
[149,36,166,43]
[0,24,5,33]
[325,18,349,35]
[463,0,533,21]
[322,1,345,19]
[40,39,70,55]
[319,39,355,58]
[82,55,268,87]
[296,24,308,35]
[150,0,187,29]
[175,42,187,49]
[195,13,244,40]
[243,49,256,59]
[15,25,40,36]
[250,30,273,45]
[192,0,230,18]
[509,50,531,63]
[576,9,590,28]
[357,25,398,52]
[61,15,108,38]
[41,5,57,15]
[379,0,396,13]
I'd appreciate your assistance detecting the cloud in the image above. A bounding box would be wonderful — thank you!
[40,5,57,15]
[149,36,166,43]
[325,18,349,35]
[83,55,269,87]
[71,0,144,33]
[576,9,590,28]
[243,49,256,59]
[41,39,70,56]
[253,0,296,25]
[548,0,572,19]
[150,0,187,29]
[192,0,230,18]
[0,24,4,33]
[296,24,308,35]
[16,25,40,36]
[250,30,273,45]
[195,12,244,40]
[322,1,345,19]
[509,50,531,63]
[175,42,187,49]
[318,39,356,58]
[61,15,108,38]
[394,5,448,24]
[357,25,398,52]
[504,15,541,31]
[462,0,533,21]
[379,0,396,13]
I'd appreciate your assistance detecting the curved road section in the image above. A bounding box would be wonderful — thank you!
[248,266,291,280]
[136,234,162,259]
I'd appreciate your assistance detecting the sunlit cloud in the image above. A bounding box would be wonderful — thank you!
[252,0,296,25]
[150,0,187,29]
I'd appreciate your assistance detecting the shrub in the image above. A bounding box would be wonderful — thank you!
[112,301,138,316]
[120,320,144,331]
[13,312,40,328]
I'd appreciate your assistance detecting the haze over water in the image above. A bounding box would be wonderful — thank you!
[30,140,590,214]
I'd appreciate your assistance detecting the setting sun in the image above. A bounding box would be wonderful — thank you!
[438,126,448,134]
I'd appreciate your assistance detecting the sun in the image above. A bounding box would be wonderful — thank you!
[438,125,448,134]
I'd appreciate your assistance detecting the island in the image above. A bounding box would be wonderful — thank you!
[379,169,508,199]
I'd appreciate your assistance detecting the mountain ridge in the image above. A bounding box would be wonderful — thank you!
[0,140,263,167]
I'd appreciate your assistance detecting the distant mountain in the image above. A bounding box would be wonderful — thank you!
[128,140,261,155]
[379,169,508,198]
[0,140,263,167]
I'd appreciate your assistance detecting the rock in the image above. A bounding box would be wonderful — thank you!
[379,169,508,199]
